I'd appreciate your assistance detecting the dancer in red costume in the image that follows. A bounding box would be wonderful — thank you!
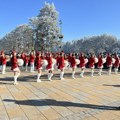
[89,54,96,77]
[56,53,60,66]
[114,53,119,74]
[36,52,42,82]
[0,51,4,70]
[106,53,113,75]
[29,51,35,72]
[46,53,53,81]
[25,54,29,71]
[70,53,76,79]
[79,53,86,77]
[1,51,7,74]
[11,51,20,85]
[58,52,65,80]
[21,52,25,61]
[68,53,72,70]
[97,54,104,76]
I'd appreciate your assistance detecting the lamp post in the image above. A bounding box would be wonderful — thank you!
[59,20,62,34]
[59,20,63,52]
[33,29,37,51]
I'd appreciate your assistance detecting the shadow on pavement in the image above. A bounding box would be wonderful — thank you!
[103,84,120,87]
[3,99,120,110]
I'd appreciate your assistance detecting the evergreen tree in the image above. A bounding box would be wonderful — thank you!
[0,24,33,53]
[29,2,62,52]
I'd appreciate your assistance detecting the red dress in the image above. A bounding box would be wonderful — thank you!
[89,57,95,68]
[46,57,52,70]
[11,56,18,70]
[58,56,64,69]
[97,57,103,68]
[114,57,119,67]
[70,56,76,68]
[30,55,35,63]
[36,56,42,70]
[1,56,7,65]
[25,56,29,64]
[56,56,60,66]
[106,56,112,67]
[21,53,25,61]
[0,56,2,65]
[79,56,85,68]
[68,55,72,63]
[41,55,45,60]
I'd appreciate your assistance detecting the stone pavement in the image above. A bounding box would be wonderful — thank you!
[0,68,120,120]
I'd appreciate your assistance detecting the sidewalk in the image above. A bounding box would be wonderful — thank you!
[0,68,120,120]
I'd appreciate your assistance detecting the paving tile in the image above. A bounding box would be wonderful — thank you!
[94,111,118,120]
[0,115,9,120]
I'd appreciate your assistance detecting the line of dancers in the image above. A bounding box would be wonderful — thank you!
[0,50,120,85]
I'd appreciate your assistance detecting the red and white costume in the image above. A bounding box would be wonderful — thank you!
[97,55,104,76]
[114,56,119,68]
[30,54,35,72]
[89,57,95,69]
[11,56,18,71]
[0,55,2,66]
[35,52,42,82]
[46,57,53,70]
[0,51,4,66]
[106,55,112,67]
[79,53,86,78]
[70,55,77,79]
[68,53,72,64]
[89,55,96,77]
[114,55,120,74]
[58,56,65,70]
[11,51,20,85]
[1,56,7,65]
[97,56,103,68]
[79,56,86,69]
[70,56,76,68]
[46,53,54,81]
[30,54,35,63]
[24,55,29,71]
[106,54,113,75]
[36,55,42,70]
[21,53,25,61]
[25,55,29,64]
[56,54,60,67]
[41,53,45,60]
[58,54,65,80]
[0,51,7,74]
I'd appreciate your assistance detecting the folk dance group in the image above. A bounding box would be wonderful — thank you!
[0,50,120,85]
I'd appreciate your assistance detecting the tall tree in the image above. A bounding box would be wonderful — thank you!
[0,24,33,53]
[29,2,61,52]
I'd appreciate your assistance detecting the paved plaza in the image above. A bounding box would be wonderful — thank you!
[0,68,120,120]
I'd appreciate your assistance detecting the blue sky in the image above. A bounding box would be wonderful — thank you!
[0,0,120,41]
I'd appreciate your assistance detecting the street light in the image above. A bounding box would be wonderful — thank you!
[59,20,64,52]
[32,29,37,50]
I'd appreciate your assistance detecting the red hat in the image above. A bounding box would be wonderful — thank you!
[36,52,40,55]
